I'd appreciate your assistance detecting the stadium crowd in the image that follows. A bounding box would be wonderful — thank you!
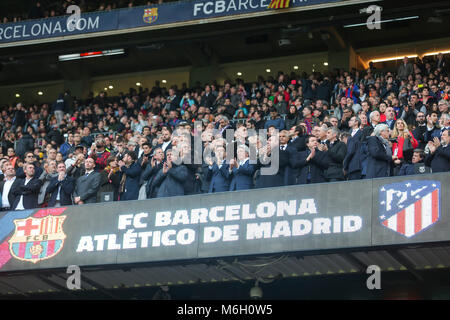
[1,0,173,24]
[0,54,449,214]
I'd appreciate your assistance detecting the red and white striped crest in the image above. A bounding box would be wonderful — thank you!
[379,181,440,238]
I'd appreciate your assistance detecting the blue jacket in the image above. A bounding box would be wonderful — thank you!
[60,142,74,158]
[229,160,255,191]
[119,162,142,201]
[264,118,285,131]
[343,129,363,174]
[208,161,230,193]
[46,175,75,207]
[398,163,415,176]
[154,164,188,198]
[365,136,392,179]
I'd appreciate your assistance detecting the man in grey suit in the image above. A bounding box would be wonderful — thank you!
[73,157,101,205]
[397,56,414,80]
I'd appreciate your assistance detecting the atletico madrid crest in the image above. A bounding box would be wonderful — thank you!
[379,181,440,238]
[143,8,158,24]
[8,216,67,264]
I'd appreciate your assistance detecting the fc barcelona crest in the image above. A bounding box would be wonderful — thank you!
[8,215,67,264]
[143,8,158,24]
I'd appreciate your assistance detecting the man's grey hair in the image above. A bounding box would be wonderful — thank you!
[352,116,362,127]
[438,99,449,108]
[440,113,450,122]
[369,110,380,122]
[237,144,250,154]
[329,126,340,137]
[373,123,389,137]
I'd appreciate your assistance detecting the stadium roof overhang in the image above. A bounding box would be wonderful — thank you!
[1,0,450,86]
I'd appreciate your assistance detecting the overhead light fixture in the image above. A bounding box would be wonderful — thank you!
[237,72,242,76]
[293,66,299,70]
[162,80,167,83]
[58,49,125,61]
[136,82,141,86]
[108,85,113,89]
[423,50,450,57]
[15,93,20,98]
[266,69,271,73]
[323,62,329,66]
[343,16,419,28]
[37,91,43,96]
[371,55,418,63]
[104,87,108,91]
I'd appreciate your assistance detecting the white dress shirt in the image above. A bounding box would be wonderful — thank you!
[15,178,31,211]
[2,176,16,208]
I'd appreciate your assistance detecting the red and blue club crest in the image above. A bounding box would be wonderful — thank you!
[8,215,67,264]
[143,8,158,24]
[379,180,440,238]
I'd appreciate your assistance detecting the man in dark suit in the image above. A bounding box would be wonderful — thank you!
[73,157,101,205]
[207,145,230,193]
[290,135,329,185]
[16,151,43,179]
[155,125,173,155]
[322,127,347,182]
[143,148,164,198]
[229,145,255,191]
[279,130,297,186]
[366,124,397,179]
[153,150,188,198]
[11,163,43,210]
[118,151,141,201]
[425,130,449,173]
[46,162,75,207]
[382,106,396,131]
[343,116,363,180]
[0,162,20,214]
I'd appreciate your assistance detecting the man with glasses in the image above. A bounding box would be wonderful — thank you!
[16,151,43,179]
[438,100,449,115]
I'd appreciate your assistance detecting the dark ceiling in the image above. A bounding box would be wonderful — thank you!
[0,0,449,86]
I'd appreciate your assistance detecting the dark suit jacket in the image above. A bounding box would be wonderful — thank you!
[343,129,363,174]
[11,177,43,210]
[229,160,255,191]
[290,148,329,184]
[0,178,21,208]
[46,175,75,207]
[325,140,347,180]
[383,120,396,131]
[425,145,450,173]
[365,136,392,179]
[208,161,230,193]
[143,162,163,198]
[119,162,142,201]
[74,171,101,204]
[154,164,188,198]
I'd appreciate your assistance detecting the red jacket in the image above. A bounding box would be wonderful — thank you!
[392,133,418,160]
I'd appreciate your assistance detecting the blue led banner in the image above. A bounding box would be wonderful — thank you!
[0,173,448,272]
[0,0,345,45]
